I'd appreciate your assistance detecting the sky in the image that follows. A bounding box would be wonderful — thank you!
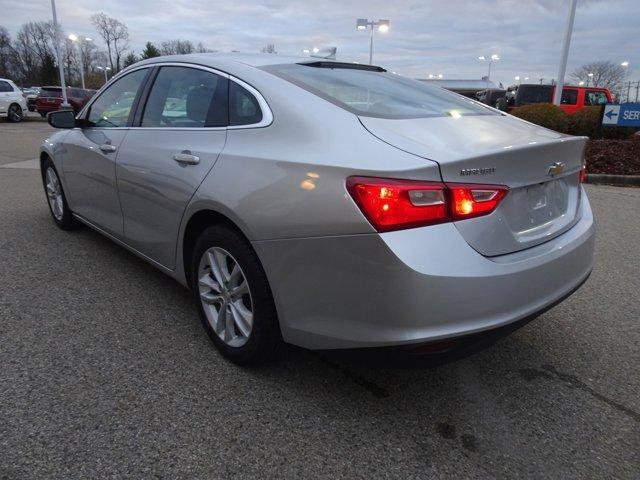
[2,0,638,86]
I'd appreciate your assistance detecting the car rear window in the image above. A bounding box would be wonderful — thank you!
[40,88,62,98]
[263,63,495,119]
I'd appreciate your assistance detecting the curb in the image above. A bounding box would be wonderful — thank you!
[586,174,640,186]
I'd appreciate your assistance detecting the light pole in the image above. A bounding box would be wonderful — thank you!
[553,0,577,105]
[478,54,499,87]
[68,34,92,90]
[621,61,630,103]
[50,0,70,109]
[96,66,111,84]
[587,72,594,87]
[356,18,390,65]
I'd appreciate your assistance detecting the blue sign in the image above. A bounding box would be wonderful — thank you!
[602,103,640,127]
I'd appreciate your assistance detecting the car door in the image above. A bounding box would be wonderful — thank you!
[61,68,150,237]
[560,87,579,114]
[115,65,229,269]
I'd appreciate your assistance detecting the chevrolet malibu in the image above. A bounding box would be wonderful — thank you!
[41,54,595,365]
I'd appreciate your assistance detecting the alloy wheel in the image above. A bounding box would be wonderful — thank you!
[45,167,64,221]
[9,104,23,122]
[198,247,253,347]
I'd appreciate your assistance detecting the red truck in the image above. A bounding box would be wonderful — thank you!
[504,84,612,114]
[36,86,96,117]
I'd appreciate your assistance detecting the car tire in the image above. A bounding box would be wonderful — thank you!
[495,97,507,111]
[191,225,281,365]
[7,103,24,123]
[41,157,79,230]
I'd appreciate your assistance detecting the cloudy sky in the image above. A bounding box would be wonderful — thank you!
[3,0,638,85]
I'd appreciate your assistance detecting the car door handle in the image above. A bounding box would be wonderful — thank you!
[173,152,200,165]
[99,144,117,153]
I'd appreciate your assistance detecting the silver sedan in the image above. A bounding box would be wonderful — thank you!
[41,54,595,364]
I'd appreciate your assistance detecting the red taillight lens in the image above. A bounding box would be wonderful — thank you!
[347,177,508,232]
[346,177,449,232]
[448,184,508,220]
[579,165,587,184]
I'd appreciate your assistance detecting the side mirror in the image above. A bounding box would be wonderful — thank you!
[47,110,77,129]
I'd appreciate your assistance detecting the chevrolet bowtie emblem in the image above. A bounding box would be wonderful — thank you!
[547,162,565,176]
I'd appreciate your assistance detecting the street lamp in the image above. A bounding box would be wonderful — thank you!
[96,66,112,84]
[478,53,499,86]
[49,0,70,109]
[68,34,92,90]
[578,81,585,86]
[587,72,594,87]
[356,18,390,65]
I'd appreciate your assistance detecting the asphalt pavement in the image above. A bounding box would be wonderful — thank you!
[0,118,638,479]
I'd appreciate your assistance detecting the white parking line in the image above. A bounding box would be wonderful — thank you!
[0,159,39,170]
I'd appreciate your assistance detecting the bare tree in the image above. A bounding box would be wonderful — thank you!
[261,44,277,54]
[159,39,194,56]
[195,42,209,53]
[91,12,129,73]
[0,26,17,79]
[571,61,625,91]
[12,21,58,85]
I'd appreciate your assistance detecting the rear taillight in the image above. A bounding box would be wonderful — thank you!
[447,183,509,220]
[346,176,508,232]
[579,165,586,184]
[346,177,448,232]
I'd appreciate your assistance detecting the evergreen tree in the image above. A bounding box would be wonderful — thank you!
[123,51,138,67]
[140,42,160,59]
[40,52,58,85]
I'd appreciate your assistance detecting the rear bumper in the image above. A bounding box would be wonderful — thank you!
[254,189,595,350]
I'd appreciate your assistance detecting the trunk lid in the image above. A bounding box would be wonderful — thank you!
[360,114,586,256]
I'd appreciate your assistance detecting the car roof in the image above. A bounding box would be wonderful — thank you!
[136,53,314,69]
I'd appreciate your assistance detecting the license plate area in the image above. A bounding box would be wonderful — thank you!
[523,179,568,228]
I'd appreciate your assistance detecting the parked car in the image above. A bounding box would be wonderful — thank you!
[476,88,507,109]
[0,77,28,122]
[505,84,612,114]
[41,54,594,365]
[36,86,96,116]
[23,86,41,112]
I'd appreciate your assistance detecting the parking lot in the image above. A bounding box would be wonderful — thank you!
[0,118,638,479]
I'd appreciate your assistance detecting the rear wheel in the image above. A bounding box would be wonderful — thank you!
[7,103,24,122]
[41,157,79,230]
[191,225,281,365]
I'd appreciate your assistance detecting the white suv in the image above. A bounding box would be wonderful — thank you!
[0,78,27,122]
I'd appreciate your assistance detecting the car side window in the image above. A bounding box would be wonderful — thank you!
[584,91,607,106]
[141,66,228,128]
[229,81,263,126]
[87,69,148,127]
[0,81,12,92]
[560,89,577,105]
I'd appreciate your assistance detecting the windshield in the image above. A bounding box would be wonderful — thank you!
[263,63,496,119]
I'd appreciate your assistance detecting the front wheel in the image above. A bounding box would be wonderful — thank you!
[191,225,281,365]
[7,104,24,122]
[41,157,79,230]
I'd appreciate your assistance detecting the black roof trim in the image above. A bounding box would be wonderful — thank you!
[297,61,386,72]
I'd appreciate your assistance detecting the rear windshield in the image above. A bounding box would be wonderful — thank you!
[40,88,62,97]
[263,63,496,119]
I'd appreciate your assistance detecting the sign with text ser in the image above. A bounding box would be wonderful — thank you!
[602,103,640,127]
